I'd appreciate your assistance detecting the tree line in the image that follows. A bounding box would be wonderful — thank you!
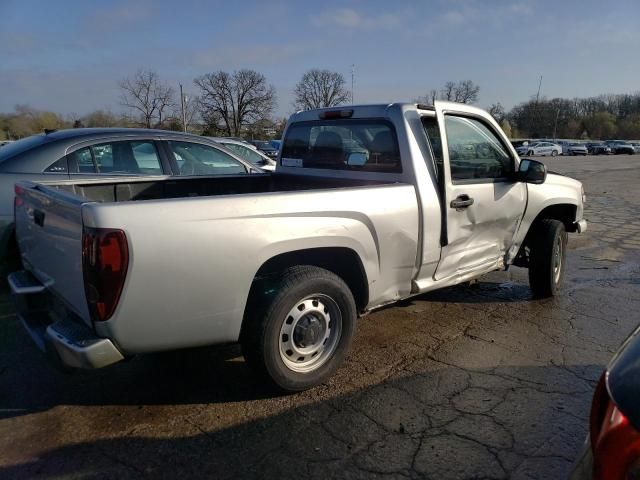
[2,70,640,141]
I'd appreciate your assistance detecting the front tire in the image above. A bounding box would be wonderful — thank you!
[242,266,357,392]
[551,150,557,157]
[528,219,567,298]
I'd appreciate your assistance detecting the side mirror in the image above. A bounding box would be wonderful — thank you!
[518,158,547,184]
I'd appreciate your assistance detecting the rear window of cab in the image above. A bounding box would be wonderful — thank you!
[281,119,401,173]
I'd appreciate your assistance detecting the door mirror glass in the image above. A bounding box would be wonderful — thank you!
[519,158,547,184]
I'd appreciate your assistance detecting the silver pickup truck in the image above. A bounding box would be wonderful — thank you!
[9,101,586,392]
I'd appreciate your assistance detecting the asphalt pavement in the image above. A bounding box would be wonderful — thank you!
[1,154,639,479]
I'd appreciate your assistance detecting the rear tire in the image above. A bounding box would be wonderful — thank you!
[528,219,567,298]
[242,266,357,392]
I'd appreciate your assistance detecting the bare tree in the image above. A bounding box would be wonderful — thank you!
[418,89,439,105]
[293,69,351,110]
[195,69,276,136]
[454,80,480,104]
[437,80,480,104]
[488,102,505,123]
[441,81,456,101]
[119,70,175,128]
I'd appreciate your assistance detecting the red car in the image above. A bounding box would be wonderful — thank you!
[571,325,640,479]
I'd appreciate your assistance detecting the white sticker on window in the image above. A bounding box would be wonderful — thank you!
[281,157,303,167]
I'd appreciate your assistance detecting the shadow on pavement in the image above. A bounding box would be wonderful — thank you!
[0,362,601,480]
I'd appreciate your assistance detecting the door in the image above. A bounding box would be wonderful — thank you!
[433,105,526,281]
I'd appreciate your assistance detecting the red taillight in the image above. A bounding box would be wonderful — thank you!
[14,185,24,207]
[82,227,129,322]
[591,373,640,480]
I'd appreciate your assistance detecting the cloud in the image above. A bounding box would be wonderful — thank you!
[439,1,534,28]
[312,8,406,30]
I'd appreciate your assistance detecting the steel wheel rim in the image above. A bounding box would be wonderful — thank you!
[278,294,342,373]
[553,235,564,283]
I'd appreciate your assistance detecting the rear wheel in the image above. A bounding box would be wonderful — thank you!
[242,266,356,392]
[528,219,567,298]
[527,150,534,156]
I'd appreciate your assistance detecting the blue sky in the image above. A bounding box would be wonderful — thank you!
[1,0,639,118]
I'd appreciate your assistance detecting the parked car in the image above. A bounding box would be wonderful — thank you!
[9,101,586,392]
[567,143,588,156]
[570,324,640,479]
[605,140,635,155]
[210,137,276,171]
[0,128,259,265]
[516,141,562,157]
[269,139,282,151]
[630,142,640,154]
[250,140,279,159]
[586,142,612,155]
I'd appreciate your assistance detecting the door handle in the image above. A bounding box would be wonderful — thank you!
[450,194,474,210]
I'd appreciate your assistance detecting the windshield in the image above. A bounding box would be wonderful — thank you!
[223,143,270,166]
[255,141,276,151]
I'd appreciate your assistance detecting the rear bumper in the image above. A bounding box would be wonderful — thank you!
[7,270,124,369]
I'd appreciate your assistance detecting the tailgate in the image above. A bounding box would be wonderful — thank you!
[15,182,91,325]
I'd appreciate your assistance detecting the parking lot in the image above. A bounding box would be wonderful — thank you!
[0,154,638,479]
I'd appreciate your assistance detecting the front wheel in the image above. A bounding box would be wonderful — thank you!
[528,219,567,298]
[551,150,557,157]
[242,266,357,392]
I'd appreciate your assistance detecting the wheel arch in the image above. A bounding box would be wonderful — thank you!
[513,203,577,268]
[240,247,370,340]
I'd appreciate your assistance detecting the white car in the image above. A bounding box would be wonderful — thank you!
[516,141,562,157]
[210,137,276,171]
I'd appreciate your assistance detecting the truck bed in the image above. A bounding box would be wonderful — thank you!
[47,174,391,203]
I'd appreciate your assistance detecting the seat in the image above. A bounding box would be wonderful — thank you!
[309,131,344,169]
[369,131,399,170]
[113,143,140,174]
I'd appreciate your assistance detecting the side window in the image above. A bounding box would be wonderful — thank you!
[131,141,162,174]
[45,157,68,173]
[69,147,96,173]
[92,141,162,175]
[68,141,162,175]
[444,116,513,181]
[168,141,248,176]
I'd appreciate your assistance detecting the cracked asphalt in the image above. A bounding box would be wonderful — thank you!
[1,155,639,479]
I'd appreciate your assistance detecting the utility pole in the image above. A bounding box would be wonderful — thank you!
[179,83,187,133]
[351,64,355,104]
[535,75,543,103]
[552,108,560,141]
